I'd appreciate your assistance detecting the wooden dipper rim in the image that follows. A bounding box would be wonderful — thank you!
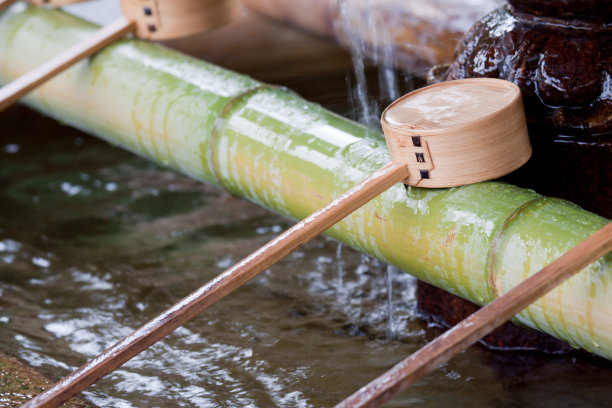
[382,78,532,188]
[120,0,241,40]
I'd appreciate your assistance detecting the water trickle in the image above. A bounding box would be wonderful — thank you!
[335,243,345,300]
[337,0,403,127]
[385,264,395,340]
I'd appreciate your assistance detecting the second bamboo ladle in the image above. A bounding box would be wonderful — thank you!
[0,0,240,112]
[0,0,86,12]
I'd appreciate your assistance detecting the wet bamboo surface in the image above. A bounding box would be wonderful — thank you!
[20,163,410,408]
[338,222,612,407]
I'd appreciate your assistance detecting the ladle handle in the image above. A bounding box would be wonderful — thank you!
[0,0,18,12]
[0,16,134,112]
[21,162,410,408]
[336,221,612,408]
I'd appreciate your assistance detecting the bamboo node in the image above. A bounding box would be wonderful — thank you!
[487,196,553,299]
[208,84,295,190]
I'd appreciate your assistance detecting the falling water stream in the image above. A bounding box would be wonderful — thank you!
[337,0,405,128]
[1,1,612,407]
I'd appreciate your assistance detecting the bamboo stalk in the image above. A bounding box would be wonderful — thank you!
[1,6,611,361]
[337,222,612,408]
[0,16,134,112]
[243,0,500,73]
[21,163,409,408]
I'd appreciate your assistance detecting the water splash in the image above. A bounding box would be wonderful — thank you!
[307,246,418,340]
[335,243,345,299]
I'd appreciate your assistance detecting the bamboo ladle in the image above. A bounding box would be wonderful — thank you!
[23,78,539,407]
[0,0,85,13]
[0,0,240,112]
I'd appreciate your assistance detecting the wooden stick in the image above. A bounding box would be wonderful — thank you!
[21,162,410,408]
[0,16,134,112]
[336,221,612,408]
[0,0,18,12]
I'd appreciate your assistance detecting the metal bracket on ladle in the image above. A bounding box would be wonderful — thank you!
[0,0,241,111]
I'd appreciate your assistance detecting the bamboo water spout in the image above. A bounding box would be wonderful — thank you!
[243,0,501,73]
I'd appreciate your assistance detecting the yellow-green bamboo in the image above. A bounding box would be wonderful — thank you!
[0,5,610,359]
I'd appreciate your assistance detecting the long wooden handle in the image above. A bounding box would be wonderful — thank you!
[337,221,612,408]
[0,0,18,12]
[0,16,134,112]
[21,162,410,408]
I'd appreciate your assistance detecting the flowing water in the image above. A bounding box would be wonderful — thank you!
[2,2,612,407]
[336,0,404,127]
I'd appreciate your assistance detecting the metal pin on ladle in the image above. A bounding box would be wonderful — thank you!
[0,0,240,112]
[20,78,544,407]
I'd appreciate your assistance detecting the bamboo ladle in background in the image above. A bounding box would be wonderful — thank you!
[20,78,544,407]
[0,0,241,112]
[0,0,85,13]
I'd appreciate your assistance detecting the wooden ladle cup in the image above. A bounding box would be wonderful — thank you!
[383,78,531,187]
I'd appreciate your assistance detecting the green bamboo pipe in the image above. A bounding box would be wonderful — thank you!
[0,5,610,359]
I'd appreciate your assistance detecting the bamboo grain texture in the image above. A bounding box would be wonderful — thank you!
[2,8,608,406]
[0,16,134,112]
[337,221,612,408]
[21,163,410,408]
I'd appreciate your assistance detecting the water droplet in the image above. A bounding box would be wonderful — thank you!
[32,257,51,268]
[4,144,19,154]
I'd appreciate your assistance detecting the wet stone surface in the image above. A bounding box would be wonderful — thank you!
[0,351,92,407]
[431,0,611,218]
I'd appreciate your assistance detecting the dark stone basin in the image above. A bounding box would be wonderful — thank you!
[421,0,611,352]
[429,0,611,218]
